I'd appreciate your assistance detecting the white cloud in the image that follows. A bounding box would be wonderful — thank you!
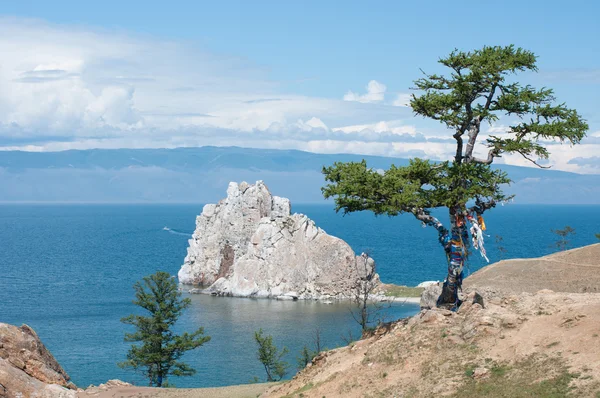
[298,117,329,131]
[333,120,416,135]
[392,93,411,107]
[343,80,387,103]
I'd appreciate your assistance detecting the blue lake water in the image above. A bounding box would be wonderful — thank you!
[1,203,599,388]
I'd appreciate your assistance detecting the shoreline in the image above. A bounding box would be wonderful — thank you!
[181,283,425,304]
[79,381,277,398]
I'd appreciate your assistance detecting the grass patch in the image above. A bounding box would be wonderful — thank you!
[464,364,476,378]
[280,382,315,398]
[382,284,424,298]
[454,356,579,398]
[490,364,509,377]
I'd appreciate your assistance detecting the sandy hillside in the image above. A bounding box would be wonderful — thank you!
[463,243,600,294]
[263,244,600,398]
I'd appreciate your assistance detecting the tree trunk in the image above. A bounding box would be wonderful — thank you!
[436,207,469,310]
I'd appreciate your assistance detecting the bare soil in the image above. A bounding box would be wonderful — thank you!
[463,243,600,294]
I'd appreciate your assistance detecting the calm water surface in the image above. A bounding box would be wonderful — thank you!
[1,204,599,387]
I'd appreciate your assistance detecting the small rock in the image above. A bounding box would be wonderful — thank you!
[473,367,490,379]
[421,310,443,324]
[420,284,442,310]
[500,314,518,328]
[447,335,465,345]
[417,281,440,288]
[537,289,555,294]
[472,292,485,308]
[440,309,454,317]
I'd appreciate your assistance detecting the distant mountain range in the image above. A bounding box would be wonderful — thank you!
[0,146,598,204]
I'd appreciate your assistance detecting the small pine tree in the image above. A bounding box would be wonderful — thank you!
[254,329,289,382]
[297,346,316,370]
[296,328,323,370]
[595,233,600,240]
[551,226,576,251]
[119,271,211,387]
[495,235,508,259]
[350,252,386,333]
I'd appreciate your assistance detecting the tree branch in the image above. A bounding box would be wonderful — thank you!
[464,84,497,162]
[517,150,551,169]
[469,148,498,165]
[463,116,481,160]
[468,198,496,215]
[410,207,436,225]
[453,131,463,163]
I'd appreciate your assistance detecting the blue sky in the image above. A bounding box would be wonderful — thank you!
[1,0,599,172]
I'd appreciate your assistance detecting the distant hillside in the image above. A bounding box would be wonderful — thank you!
[0,146,598,203]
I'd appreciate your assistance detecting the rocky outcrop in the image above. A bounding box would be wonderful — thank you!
[419,283,442,309]
[0,323,76,398]
[178,181,378,300]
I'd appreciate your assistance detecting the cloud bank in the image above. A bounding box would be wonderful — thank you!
[0,17,598,174]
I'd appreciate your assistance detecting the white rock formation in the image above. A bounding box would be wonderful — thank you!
[178,181,378,300]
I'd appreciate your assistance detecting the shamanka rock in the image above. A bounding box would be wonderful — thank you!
[0,323,76,398]
[178,181,378,299]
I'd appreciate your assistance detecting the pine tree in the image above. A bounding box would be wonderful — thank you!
[119,271,210,387]
[322,45,587,309]
[552,226,576,251]
[254,329,289,382]
[296,328,323,370]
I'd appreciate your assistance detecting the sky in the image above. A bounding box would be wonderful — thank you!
[1,0,599,173]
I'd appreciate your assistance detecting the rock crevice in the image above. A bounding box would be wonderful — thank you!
[178,181,378,300]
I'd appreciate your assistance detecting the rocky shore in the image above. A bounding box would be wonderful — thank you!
[0,323,77,397]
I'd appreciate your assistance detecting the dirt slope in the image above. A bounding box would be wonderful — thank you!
[464,243,600,294]
[264,244,600,398]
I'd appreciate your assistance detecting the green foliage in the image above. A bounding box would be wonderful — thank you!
[254,328,289,382]
[552,226,576,251]
[411,45,587,166]
[596,233,600,240]
[322,158,511,216]
[297,345,317,370]
[296,328,323,370]
[119,271,211,387]
[322,45,587,246]
[455,357,579,398]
